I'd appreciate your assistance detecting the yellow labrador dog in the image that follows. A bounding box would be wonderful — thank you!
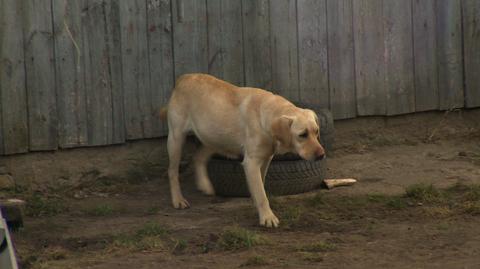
[161,74,325,227]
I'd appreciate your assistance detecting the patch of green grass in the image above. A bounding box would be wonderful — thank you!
[136,221,169,237]
[26,194,67,217]
[218,226,265,251]
[279,205,303,227]
[85,204,115,216]
[405,183,445,203]
[110,222,169,251]
[447,183,480,202]
[240,255,269,267]
[297,241,336,252]
[172,239,188,254]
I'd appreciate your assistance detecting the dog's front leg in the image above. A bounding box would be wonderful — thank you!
[260,155,273,184]
[243,157,279,228]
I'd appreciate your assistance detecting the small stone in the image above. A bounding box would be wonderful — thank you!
[0,174,15,189]
[73,190,86,199]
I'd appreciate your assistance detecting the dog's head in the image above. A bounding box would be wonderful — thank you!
[271,109,325,161]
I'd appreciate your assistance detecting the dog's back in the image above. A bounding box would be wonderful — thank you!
[167,74,252,156]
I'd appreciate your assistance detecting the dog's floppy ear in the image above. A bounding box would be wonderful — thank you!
[271,115,295,146]
[306,109,319,127]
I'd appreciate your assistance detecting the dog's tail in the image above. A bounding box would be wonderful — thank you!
[159,106,168,121]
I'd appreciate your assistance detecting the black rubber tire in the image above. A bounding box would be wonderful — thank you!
[208,157,327,197]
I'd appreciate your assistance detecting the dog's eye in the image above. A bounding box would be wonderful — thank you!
[299,131,308,138]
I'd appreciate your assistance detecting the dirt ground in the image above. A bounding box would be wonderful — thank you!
[3,109,480,269]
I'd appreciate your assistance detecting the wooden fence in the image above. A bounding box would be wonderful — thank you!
[0,0,479,155]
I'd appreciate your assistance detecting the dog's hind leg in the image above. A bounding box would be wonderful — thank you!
[167,127,189,209]
[193,146,215,195]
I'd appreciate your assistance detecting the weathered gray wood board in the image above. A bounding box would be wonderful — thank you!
[270,0,299,101]
[147,0,174,136]
[242,0,272,90]
[326,0,355,119]
[0,0,29,154]
[172,0,208,78]
[207,0,244,86]
[436,0,464,110]
[297,0,328,107]
[1,0,480,156]
[23,0,58,151]
[52,0,88,148]
[383,0,415,115]
[120,0,153,139]
[462,0,480,108]
[412,0,439,112]
[83,0,114,146]
[104,0,126,144]
[353,0,386,115]
[0,90,3,154]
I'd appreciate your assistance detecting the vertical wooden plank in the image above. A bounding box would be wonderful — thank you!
[297,0,328,107]
[52,0,88,148]
[23,0,58,151]
[120,0,153,139]
[269,0,299,101]
[147,0,174,136]
[104,0,125,143]
[82,0,114,146]
[242,0,272,89]
[0,89,3,154]
[436,0,464,110]
[352,0,386,116]
[172,0,208,77]
[412,0,439,112]
[463,0,480,108]
[0,0,29,154]
[207,0,244,86]
[383,0,415,115]
[326,0,355,119]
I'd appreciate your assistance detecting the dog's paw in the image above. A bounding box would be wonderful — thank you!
[172,196,190,209]
[198,183,215,196]
[259,212,280,228]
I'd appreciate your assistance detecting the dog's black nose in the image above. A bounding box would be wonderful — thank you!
[315,154,325,161]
